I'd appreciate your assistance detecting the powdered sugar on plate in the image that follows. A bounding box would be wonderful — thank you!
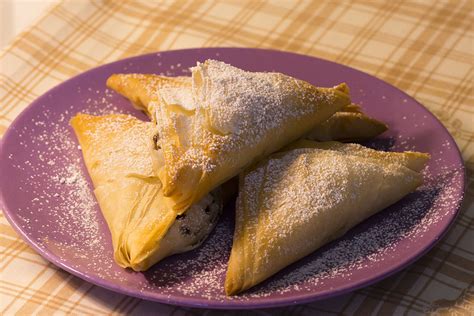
[0,50,465,307]
[3,87,464,303]
[135,151,463,301]
[10,97,463,301]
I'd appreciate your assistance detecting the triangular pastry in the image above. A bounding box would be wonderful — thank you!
[225,141,429,295]
[136,60,351,213]
[70,113,222,271]
[107,72,387,209]
[107,76,387,143]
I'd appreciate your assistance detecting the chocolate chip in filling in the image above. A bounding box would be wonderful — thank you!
[179,226,191,236]
[152,133,161,150]
[176,213,186,220]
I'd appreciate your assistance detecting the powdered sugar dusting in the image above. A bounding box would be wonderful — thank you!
[5,92,138,282]
[157,60,350,208]
[6,104,464,303]
[143,222,233,299]
[2,57,464,305]
[133,163,462,301]
[240,168,462,297]
[195,60,332,136]
[76,114,156,180]
[12,126,109,270]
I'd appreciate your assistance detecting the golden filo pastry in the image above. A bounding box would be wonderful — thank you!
[70,113,222,271]
[123,60,351,214]
[107,75,387,143]
[225,141,429,295]
[107,72,388,209]
[106,74,190,121]
[306,103,388,142]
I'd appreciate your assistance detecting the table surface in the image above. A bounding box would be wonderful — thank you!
[0,0,58,50]
[0,1,473,315]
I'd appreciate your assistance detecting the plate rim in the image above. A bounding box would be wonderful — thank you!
[0,47,466,309]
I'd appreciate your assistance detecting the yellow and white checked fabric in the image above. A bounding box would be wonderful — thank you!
[1,0,473,314]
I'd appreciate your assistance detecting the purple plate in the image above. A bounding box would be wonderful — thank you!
[0,48,465,309]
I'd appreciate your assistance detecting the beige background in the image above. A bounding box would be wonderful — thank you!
[0,0,58,49]
[0,1,473,315]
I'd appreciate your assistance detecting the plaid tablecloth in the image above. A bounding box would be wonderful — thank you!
[1,1,473,314]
